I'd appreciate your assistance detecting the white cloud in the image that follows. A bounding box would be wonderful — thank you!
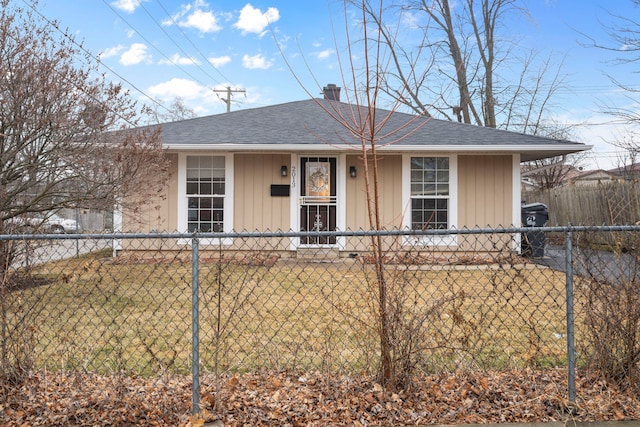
[401,11,422,29]
[146,78,224,115]
[167,1,222,33]
[182,9,221,32]
[119,43,152,66]
[147,78,205,100]
[208,55,232,67]
[242,53,273,69]
[316,49,334,60]
[111,0,142,13]
[234,4,280,36]
[159,53,201,66]
[100,45,124,59]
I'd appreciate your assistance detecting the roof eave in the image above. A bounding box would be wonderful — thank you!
[164,143,591,159]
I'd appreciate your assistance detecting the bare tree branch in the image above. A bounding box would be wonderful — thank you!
[0,0,169,236]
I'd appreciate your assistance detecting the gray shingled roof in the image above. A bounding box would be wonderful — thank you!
[159,99,588,161]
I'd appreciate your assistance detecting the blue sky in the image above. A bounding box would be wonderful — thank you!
[34,0,640,170]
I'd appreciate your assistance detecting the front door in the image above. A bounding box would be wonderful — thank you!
[299,157,337,245]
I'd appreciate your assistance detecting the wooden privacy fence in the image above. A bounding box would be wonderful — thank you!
[524,181,640,226]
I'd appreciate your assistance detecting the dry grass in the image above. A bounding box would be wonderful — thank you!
[5,250,576,377]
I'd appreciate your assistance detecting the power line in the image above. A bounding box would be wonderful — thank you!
[133,0,226,86]
[99,0,216,92]
[155,0,235,85]
[102,0,249,113]
[20,0,173,124]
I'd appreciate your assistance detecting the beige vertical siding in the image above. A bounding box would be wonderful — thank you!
[458,155,513,228]
[234,153,291,232]
[458,155,514,252]
[123,153,517,255]
[164,154,179,232]
[345,154,404,230]
[345,154,403,251]
[122,153,178,233]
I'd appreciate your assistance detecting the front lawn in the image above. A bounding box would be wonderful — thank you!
[5,250,576,376]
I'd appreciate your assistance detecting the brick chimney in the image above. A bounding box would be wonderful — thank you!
[322,83,340,101]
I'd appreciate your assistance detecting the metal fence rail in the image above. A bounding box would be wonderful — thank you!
[1,225,639,417]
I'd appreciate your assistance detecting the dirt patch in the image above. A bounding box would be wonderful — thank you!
[3,273,52,292]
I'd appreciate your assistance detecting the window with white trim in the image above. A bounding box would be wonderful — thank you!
[410,157,449,230]
[186,156,225,232]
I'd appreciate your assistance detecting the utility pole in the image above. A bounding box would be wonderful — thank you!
[213,86,246,112]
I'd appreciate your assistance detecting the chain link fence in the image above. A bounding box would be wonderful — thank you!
[1,226,640,418]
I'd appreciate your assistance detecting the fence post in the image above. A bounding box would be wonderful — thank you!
[191,236,201,416]
[565,227,576,403]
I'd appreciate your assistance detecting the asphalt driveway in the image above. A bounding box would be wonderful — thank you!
[534,244,639,285]
[14,237,112,268]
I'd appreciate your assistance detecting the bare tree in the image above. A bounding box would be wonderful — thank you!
[607,129,640,176]
[372,0,567,135]
[583,0,640,165]
[370,0,579,186]
[521,121,587,189]
[280,0,572,392]
[143,96,197,124]
[0,0,168,250]
[1,0,169,379]
[523,154,586,190]
[279,0,451,391]
[582,0,640,121]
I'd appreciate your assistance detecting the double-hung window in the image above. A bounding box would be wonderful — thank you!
[186,156,225,232]
[410,157,449,230]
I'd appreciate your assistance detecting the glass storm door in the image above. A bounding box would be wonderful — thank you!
[299,157,337,245]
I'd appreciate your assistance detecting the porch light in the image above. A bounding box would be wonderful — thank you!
[281,165,288,177]
[349,166,357,178]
